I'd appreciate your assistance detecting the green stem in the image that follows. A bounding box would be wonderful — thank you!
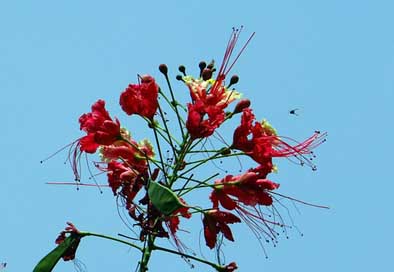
[79,232,143,252]
[152,245,223,271]
[169,137,193,187]
[161,76,185,138]
[140,235,155,272]
[178,183,214,197]
[178,152,223,179]
[184,151,243,166]
[158,88,187,114]
[156,103,179,162]
[151,120,169,184]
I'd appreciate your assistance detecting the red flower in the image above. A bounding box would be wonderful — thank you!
[184,28,254,139]
[100,138,154,172]
[78,99,121,153]
[119,75,159,120]
[55,222,81,261]
[165,198,192,252]
[68,100,122,181]
[101,161,138,195]
[223,262,238,272]
[96,160,146,209]
[203,209,241,249]
[186,100,225,139]
[209,170,286,244]
[233,108,327,169]
[210,171,280,210]
[166,198,192,234]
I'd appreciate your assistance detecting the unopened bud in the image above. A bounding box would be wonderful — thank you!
[199,61,207,70]
[199,61,207,77]
[229,75,239,87]
[159,64,168,75]
[140,75,155,84]
[151,168,160,181]
[202,68,213,81]
[178,65,186,76]
[233,99,251,114]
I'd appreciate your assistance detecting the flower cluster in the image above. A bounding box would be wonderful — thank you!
[48,28,326,272]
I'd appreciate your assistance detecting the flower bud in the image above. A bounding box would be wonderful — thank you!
[178,65,186,76]
[159,64,168,75]
[199,61,207,77]
[233,99,251,114]
[202,68,213,81]
[229,75,239,87]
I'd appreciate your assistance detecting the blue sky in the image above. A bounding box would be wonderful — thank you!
[1,1,394,271]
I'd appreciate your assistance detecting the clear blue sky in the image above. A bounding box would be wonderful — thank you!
[1,1,393,271]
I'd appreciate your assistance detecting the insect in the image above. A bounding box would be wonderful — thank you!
[289,108,300,116]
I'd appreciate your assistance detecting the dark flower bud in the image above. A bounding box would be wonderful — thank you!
[199,61,207,77]
[224,262,238,272]
[199,61,207,70]
[151,168,160,181]
[178,65,186,76]
[159,64,168,75]
[207,61,215,70]
[233,99,251,114]
[229,75,239,87]
[202,68,213,81]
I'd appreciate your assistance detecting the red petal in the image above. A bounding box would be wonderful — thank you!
[219,222,235,242]
[79,134,99,153]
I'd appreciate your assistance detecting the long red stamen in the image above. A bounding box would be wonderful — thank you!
[212,27,255,89]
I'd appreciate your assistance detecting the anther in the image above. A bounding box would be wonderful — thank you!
[176,75,184,81]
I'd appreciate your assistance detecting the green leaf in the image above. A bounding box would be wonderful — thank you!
[148,181,184,216]
[33,234,81,272]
